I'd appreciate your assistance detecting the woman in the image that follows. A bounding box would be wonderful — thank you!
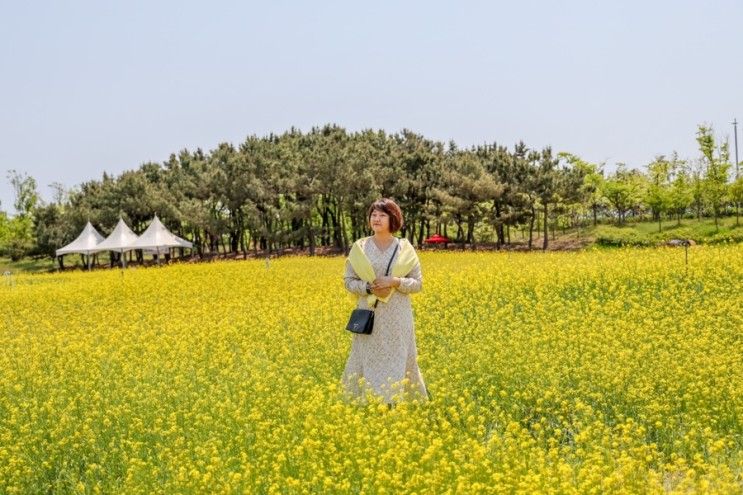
[341,198,430,406]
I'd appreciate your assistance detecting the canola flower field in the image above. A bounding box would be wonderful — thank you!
[0,245,741,494]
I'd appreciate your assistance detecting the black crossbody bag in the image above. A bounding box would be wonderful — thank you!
[345,242,399,335]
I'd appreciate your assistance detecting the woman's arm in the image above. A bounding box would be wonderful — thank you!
[394,262,422,294]
[343,259,369,295]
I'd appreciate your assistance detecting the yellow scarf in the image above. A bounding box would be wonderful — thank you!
[347,236,419,305]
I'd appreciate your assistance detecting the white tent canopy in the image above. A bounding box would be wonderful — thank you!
[92,218,139,253]
[129,215,193,254]
[55,216,193,269]
[55,221,105,256]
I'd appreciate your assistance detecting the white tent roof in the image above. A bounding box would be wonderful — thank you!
[56,221,105,256]
[91,218,139,253]
[128,215,193,252]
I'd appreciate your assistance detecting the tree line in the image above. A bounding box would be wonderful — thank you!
[1,123,741,263]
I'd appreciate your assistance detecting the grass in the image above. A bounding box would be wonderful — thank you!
[0,256,56,274]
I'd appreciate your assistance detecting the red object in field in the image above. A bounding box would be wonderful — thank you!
[424,234,449,244]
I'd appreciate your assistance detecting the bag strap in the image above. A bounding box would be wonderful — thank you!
[384,241,399,276]
[372,240,400,309]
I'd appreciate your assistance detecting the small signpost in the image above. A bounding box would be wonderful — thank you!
[666,238,693,276]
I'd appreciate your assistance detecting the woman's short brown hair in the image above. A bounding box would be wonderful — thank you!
[367,198,404,233]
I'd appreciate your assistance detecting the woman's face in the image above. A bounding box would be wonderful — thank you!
[369,209,390,234]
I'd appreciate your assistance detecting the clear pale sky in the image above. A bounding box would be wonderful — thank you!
[1,0,741,213]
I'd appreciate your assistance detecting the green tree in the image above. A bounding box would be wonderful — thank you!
[4,170,40,260]
[730,176,743,226]
[0,210,9,256]
[645,155,672,232]
[559,153,605,227]
[7,170,39,216]
[602,164,643,225]
[667,154,693,225]
[477,142,516,248]
[434,145,500,249]
[696,125,731,229]
[32,203,65,258]
[534,147,559,250]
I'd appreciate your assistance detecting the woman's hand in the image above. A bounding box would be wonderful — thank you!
[372,286,392,298]
[372,276,399,290]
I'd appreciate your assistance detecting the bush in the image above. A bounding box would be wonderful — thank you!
[704,229,743,245]
[594,221,743,247]
[594,226,655,247]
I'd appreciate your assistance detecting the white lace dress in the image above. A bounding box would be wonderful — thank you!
[341,236,429,405]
